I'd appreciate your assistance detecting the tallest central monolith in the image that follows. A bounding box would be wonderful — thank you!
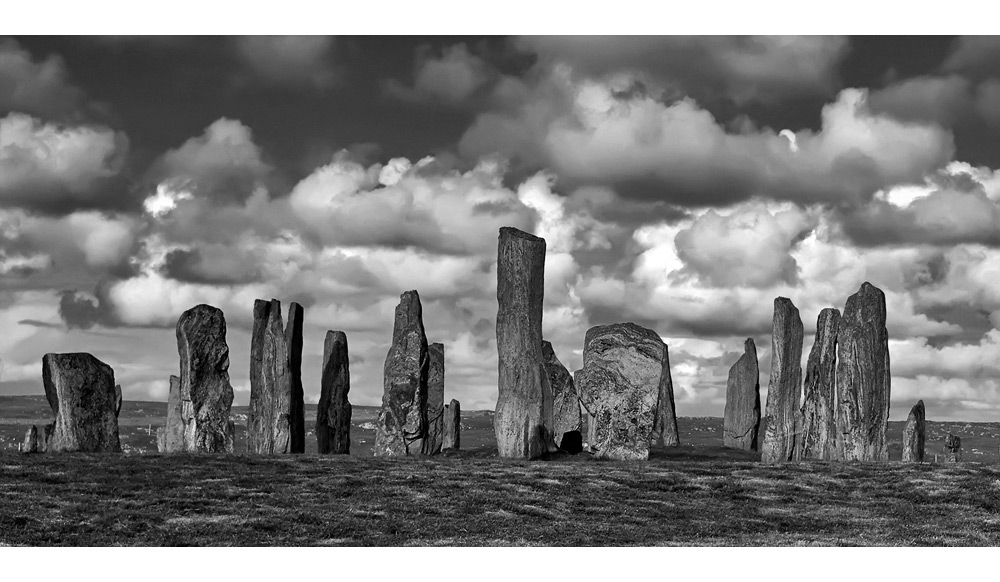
[495,227,556,459]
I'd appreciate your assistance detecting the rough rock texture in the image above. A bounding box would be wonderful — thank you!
[442,399,461,450]
[42,352,122,453]
[317,330,352,454]
[577,322,666,461]
[175,304,235,453]
[723,338,761,451]
[423,342,445,455]
[797,308,841,460]
[495,227,556,459]
[374,290,429,457]
[944,433,962,463]
[40,424,53,452]
[577,369,597,448]
[761,298,804,463]
[155,427,167,453]
[248,299,304,454]
[162,375,191,452]
[836,282,891,462]
[22,425,39,453]
[902,400,926,463]
[542,340,582,450]
[652,344,680,447]
[114,384,122,417]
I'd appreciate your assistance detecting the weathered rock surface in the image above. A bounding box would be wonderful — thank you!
[22,425,39,453]
[155,427,167,453]
[42,352,122,453]
[577,369,597,448]
[723,338,761,451]
[248,299,304,454]
[577,322,666,461]
[495,227,556,459]
[836,282,891,462]
[944,433,962,463]
[652,344,680,447]
[374,290,429,457]
[761,298,804,463]
[317,330,352,454]
[902,400,925,463]
[542,340,582,450]
[114,384,122,417]
[442,399,461,450]
[175,304,235,453]
[797,308,841,460]
[423,342,445,455]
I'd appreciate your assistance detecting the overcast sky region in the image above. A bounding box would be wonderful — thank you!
[6,35,1000,421]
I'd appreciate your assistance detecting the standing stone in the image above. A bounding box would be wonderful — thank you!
[577,322,666,461]
[155,427,167,453]
[577,370,597,449]
[542,340,582,450]
[902,400,926,463]
[761,298,804,463]
[285,302,305,454]
[374,290,429,457]
[836,282,891,462]
[162,375,192,452]
[22,425,39,453]
[723,338,761,451]
[317,330,352,454]
[944,434,962,463]
[175,304,235,453]
[442,399,461,450]
[423,342,446,455]
[42,352,122,453]
[797,308,841,460]
[651,344,680,447]
[495,227,556,459]
[248,299,304,454]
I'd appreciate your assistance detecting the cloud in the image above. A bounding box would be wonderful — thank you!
[385,43,494,106]
[235,36,337,88]
[942,36,1000,77]
[58,289,104,329]
[868,75,972,126]
[0,38,85,119]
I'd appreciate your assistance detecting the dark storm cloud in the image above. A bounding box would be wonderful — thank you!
[0,38,85,119]
[57,289,104,329]
[161,248,262,285]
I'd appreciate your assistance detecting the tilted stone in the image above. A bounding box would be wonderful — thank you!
[442,398,461,450]
[374,290,429,457]
[542,340,582,451]
[423,342,445,455]
[22,425,39,454]
[317,330,352,454]
[652,343,680,447]
[576,369,597,449]
[836,282,891,462]
[577,322,666,461]
[761,297,804,463]
[42,352,122,453]
[175,304,235,453]
[902,400,925,463]
[944,433,962,463]
[797,308,841,460]
[248,299,304,454]
[495,227,556,459]
[724,338,761,451]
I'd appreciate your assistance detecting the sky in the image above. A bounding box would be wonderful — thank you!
[5,34,1000,421]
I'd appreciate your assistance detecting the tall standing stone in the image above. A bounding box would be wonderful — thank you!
[41,352,122,453]
[317,330,352,454]
[442,398,461,450]
[542,340,582,450]
[577,370,598,449]
[22,425,39,454]
[651,344,680,447]
[247,300,305,454]
[723,338,761,451]
[175,304,235,453]
[761,298,804,463]
[374,290,429,457]
[944,433,962,462]
[836,282,891,462]
[495,227,556,459]
[902,400,925,463]
[797,308,841,460]
[577,322,666,461]
[423,342,445,455]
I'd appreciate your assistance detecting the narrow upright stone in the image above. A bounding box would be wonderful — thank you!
[724,338,761,451]
[495,227,555,459]
[22,425,39,453]
[761,297,804,463]
[652,344,680,447]
[248,299,304,454]
[902,400,925,463]
[797,308,841,460]
[317,330,352,454]
[442,399,461,450]
[175,304,235,453]
[542,341,582,450]
[423,342,445,455]
[944,433,962,463]
[836,282,891,462]
[42,352,122,453]
[374,290,429,457]
[285,302,305,453]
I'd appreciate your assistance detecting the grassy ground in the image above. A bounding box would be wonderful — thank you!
[3,448,1000,546]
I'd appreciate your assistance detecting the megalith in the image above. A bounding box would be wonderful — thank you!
[423,342,445,455]
[723,338,761,451]
[41,352,122,453]
[174,304,235,453]
[652,343,680,447]
[374,290,429,457]
[442,399,461,450]
[248,299,304,454]
[541,340,582,451]
[576,322,666,461]
[495,227,556,459]
[317,330,352,454]
[761,297,804,463]
[836,282,891,462]
[22,425,39,454]
[797,308,841,460]
[944,433,962,463]
[902,400,925,463]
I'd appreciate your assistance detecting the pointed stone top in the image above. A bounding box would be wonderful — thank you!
[541,339,554,356]
[499,226,544,242]
[843,282,886,325]
[743,337,756,354]
[774,296,799,311]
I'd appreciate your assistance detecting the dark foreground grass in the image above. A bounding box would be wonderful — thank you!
[2,449,1000,546]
